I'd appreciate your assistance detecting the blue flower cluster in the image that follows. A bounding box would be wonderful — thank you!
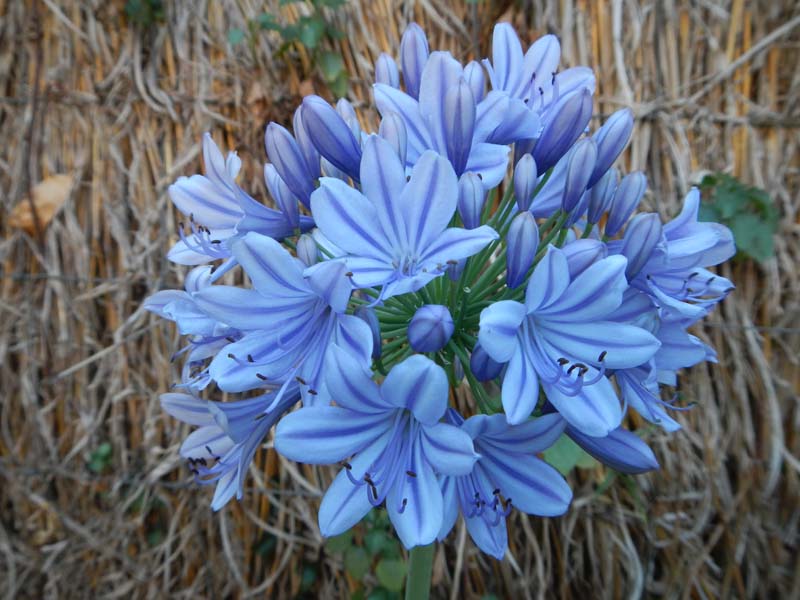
[145,22,735,559]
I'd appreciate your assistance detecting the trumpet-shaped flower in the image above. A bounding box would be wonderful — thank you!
[275,352,478,548]
[308,136,498,299]
[438,412,571,559]
[479,246,660,435]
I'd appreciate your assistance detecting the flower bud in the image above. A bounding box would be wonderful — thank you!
[561,138,597,214]
[605,171,647,236]
[400,23,429,99]
[296,233,319,267]
[375,52,400,88]
[513,153,538,211]
[264,163,299,227]
[463,60,486,102]
[264,122,314,207]
[567,425,660,474]
[292,105,321,179]
[533,87,593,172]
[457,172,485,229]
[506,212,539,289]
[379,112,408,165]
[470,343,504,381]
[355,306,382,359]
[336,98,362,141]
[408,304,454,353]
[588,108,633,187]
[561,239,607,278]
[444,79,476,176]
[447,258,466,282]
[620,213,663,280]
[301,95,362,181]
[586,167,618,224]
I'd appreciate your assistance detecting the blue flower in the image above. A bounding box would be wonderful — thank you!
[374,51,539,187]
[161,384,301,510]
[437,411,571,559]
[566,424,660,474]
[478,246,660,435]
[168,133,311,266]
[191,232,372,403]
[308,135,498,299]
[275,352,478,548]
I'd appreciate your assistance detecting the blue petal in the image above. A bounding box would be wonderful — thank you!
[543,377,622,437]
[340,256,395,288]
[501,343,540,424]
[417,52,463,153]
[323,344,386,414]
[360,135,409,249]
[461,465,508,560]
[319,461,379,536]
[400,151,459,253]
[311,178,392,260]
[420,423,479,476]
[478,300,526,362]
[168,174,241,229]
[193,285,314,330]
[489,23,524,95]
[522,35,561,95]
[160,393,214,427]
[302,95,363,181]
[333,314,374,370]
[180,425,234,459]
[274,406,393,463]
[473,91,509,142]
[478,412,566,455]
[419,225,499,266]
[437,476,458,541]
[387,440,443,548]
[304,260,352,314]
[231,233,310,297]
[381,355,448,426]
[464,142,510,189]
[567,426,660,474]
[443,78,476,174]
[210,469,239,511]
[525,246,570,312]
[479,451,572,516]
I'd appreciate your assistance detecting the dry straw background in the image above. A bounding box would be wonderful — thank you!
[1,0,799,598]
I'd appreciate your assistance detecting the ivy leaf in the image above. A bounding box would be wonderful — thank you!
[298,17,326,49]
[728,213,775,263]
[344,546,370,580]
[375,559,407,592]
[326,529,353,553]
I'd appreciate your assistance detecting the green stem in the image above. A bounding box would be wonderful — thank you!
[405,544,435,600]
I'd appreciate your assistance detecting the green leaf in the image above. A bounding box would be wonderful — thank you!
[364,529,388,555]
[376,559,407,592]
[542,434,594,476]
[318,51,345,80]
[227,28,246,45]
[344,546,370,580]
[326,529,353,553]
[729,213,775,263]
[299,17,326,49]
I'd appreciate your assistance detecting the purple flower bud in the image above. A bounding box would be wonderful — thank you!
[513,153,538,211]
[453,354,465,381]
[457,172,485,229]
[567,425,660,474]
[620,213,663,280]
[301,95,362,181]
[533,88,593,172]
[587,167,618,224]
[447,258,466,282]
[506,212,539,289]
[589,108,633,187]
[470,343,504,381]
[605,171,647,236]
[355,306,382,359]
[561,138,597,214]
[265,122,314,207]
[444,79,476,175]
[408,304,454,353]
[336,98,362,141]
[400,23,429,99]
[296,233,319,267]
[561,239,607,278]
[464,60,486,102]
[293,105,321,179]
[375,52,400,88]
[264,164,299,227]
[378,112,408,165]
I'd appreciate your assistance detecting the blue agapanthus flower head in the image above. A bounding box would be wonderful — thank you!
[146,19,736,563]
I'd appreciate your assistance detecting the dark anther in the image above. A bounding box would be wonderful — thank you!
[211,239,222,244]
[189,213,195,223]
[538,86,544,96]
[227,353,236,360]
[551,71,557,84]
[474,492,480,498]
[307,389,318,396]
[707,276,716,284]
[197,457,207,466]
[247,354,254,363]
[225,336,236,343]
[477,173,483,180]
[401,498,408,508]
[364,473,373,483]
[254,413,267,421]
[406,470,417,478]
[446,259,458,265]
[406,175,411,182]
[493,488,500,495]
[209,264,218,274]
[568,362,588,375]
[689,272,699,279]
[256,373,268,381]
[345,271,353,277]
[598,350,608,362]
[342,462,353,470]
[295,376,307,385]
[524,98,529,103]
[557,357,570,366]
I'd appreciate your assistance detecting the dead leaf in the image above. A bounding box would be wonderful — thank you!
[7,174,72,234]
